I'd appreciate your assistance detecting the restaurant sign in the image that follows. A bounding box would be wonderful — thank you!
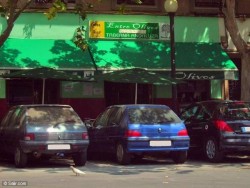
[174,71,238,80]
[89,21,170,40]
[158,71,238,80]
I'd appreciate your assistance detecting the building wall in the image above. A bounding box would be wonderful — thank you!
[3,0,250,16]
[1,0,247,119]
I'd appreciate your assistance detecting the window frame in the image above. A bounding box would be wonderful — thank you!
[190,0,221,15]
[111,0,160,12]
[30,0,76,9]
[193,0,221,8]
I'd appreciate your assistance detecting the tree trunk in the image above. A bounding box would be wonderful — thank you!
[241,52,250,100]
[0,0,32,47]
[222,0,250,100]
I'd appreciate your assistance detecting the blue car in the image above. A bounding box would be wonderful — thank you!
[86,104,190,165]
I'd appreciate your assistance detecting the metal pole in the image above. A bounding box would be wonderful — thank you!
[42,78,45,104]
[135,83,138,104]
[169,12,178,114]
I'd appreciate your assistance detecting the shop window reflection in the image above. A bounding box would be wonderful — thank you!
[178,80,210,108]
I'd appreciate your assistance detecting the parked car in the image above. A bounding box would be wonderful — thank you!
[180,100,250,162]
[86,104,190,165]
[0,104,89,168]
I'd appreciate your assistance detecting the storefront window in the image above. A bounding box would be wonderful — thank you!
[116,0,156,6]
[7,80,34,106]
[194,0,221,8]
[6,79,59,106]
[113,0,159,11]
[178,80,210,108]
[35,0,76,3]
[35,0,53,3]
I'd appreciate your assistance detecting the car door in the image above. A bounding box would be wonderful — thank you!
[0,106,24,153]
[181,104,203,148]
[4,106,25,153]
[88,108,113,152]
[0,108,16,152]
[105,107,124,153]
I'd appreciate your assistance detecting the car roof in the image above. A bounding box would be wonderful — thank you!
[196,100,232,105]
[108,104,170,109]
[196,100,246,106]
[12,104,72,108]
[185,100,248,112]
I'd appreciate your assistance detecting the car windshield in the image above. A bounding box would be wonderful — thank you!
[217,102,250,120]
[128,107,181,124]
[26,106,82,124]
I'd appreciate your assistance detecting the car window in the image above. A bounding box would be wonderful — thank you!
[0,107,16,130]
[217,102,250,120]
[94,108,113,128]
[15,107,27,128]
[196,106,211,120]
[180,105,199,120]
[0,108,15,126]
[107,107,123,126]
[128,107,181,124]
[8,107,23,128]
[26,106,82,124]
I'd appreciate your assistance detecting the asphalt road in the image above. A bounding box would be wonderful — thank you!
[1,154,250,188]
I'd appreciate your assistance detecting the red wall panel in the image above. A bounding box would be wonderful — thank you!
[60,98,106,120]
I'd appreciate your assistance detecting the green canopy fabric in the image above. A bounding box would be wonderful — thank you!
[0,39,94,70]
[88,40,238,80]
[0,39,238,80]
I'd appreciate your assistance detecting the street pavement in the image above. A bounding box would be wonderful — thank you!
[1,154,250,188]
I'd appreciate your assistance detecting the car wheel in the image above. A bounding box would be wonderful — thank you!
[73,152,87,166]
[14,147,28,168]
[116,143,131,165]
[204,137,224,162]
[171,151,188,164]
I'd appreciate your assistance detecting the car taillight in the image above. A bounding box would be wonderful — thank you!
[178,129,188,136]
[24,133,35,141]
[125,130,142,137]
[82,132,89,140]
[214,120,233,132]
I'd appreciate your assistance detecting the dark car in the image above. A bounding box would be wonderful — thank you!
[180,100,250,162]
[0,104,89,168]
[86,104,190,165]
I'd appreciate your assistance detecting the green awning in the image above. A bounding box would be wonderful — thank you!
[88,40,238,80]
[0,38,94,70]
[0,39,238,80]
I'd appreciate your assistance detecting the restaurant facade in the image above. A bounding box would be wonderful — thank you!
[0,13,239,119]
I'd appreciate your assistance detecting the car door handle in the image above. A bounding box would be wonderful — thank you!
[192,127,202,130]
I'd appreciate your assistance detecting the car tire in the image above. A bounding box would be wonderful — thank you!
[204,137,224,163]
[14,147,28,168]
[171,151,188,164]
[116,143,131,165]
[73,152,87,166]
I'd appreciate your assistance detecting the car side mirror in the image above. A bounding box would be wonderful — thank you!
[111,122,118,127]
[84,118,95,128]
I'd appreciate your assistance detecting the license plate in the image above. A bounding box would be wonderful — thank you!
[150,141,171,147]
[242,127,250,132]
[48,144,70,150]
